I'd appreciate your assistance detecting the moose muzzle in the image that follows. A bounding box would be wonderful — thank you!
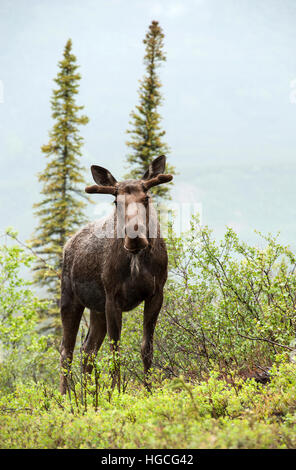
[124,219,149,253]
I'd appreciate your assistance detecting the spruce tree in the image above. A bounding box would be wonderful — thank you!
[30,39,89,327]
[125,20,175,201]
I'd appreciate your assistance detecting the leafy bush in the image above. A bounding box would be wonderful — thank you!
[119,216,296,383]
[3,218,295,391]
[1,221,296,449]
[0,231,58,393]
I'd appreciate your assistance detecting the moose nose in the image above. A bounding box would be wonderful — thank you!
[124,220,148,253]
[125,220,146,239]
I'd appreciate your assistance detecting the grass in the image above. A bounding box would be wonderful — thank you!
[0,361,295,449]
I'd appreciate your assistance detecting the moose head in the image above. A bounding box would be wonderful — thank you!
[85,155,173,254]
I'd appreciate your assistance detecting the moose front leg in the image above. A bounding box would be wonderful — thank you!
[105,297,122,392]
[82,309,107,374]
[142,291,163,391]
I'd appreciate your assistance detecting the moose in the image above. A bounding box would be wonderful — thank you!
[60,155,173,394]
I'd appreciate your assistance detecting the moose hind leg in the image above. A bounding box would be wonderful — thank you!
[142,292,163,390]
[82,310,107,374]
[60,291,84,395]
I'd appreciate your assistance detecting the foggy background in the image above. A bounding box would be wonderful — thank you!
[0,0,296,248]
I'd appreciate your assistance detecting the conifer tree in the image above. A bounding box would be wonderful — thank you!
[125,20,175,201]
[30,39,89,326]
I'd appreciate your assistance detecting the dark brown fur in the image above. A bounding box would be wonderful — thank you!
[60,156,173,394]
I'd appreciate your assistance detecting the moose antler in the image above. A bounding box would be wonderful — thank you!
[85,184,118,195]
[142,174,173,191]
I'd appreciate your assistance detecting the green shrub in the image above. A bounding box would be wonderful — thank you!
[0,231,58,393]
[1,221,296,449]
[118,216,296,383]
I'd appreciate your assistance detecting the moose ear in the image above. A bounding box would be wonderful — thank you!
[142,155,166,180]
[90,165,117,186]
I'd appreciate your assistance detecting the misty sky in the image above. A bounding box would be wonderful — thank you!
[0,0,296,248]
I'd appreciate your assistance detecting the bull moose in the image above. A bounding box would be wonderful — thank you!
[59,155,173,394]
